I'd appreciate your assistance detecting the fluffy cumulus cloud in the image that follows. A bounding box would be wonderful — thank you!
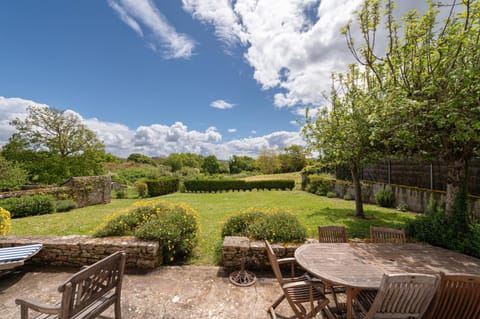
[0,97,303,160]
[210,99,234,110]
[183,0,433,108]
[108,0,195,59]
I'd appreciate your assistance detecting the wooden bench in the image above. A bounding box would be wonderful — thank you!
[15,251,126,319]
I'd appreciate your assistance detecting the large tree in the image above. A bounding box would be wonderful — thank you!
[256,148,280,174]
[278,145,308,173]
[303,64,382,218]
[2,106,105,184]
[343,0,480,220]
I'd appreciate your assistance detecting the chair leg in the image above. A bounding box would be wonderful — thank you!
[115,298,122,319]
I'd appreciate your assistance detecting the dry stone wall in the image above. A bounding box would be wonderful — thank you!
[0,235,160,269]
[0,175,112,208]
[222,236,317,269]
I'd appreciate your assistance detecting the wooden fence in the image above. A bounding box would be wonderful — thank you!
[360,159,480,195]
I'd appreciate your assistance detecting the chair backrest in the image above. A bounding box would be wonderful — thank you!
[370,226,406,243]
[318,226,347,243]
[366,273,439,319]
[58,251,126,318]
[424,273,480,319]
[264,240,285,284]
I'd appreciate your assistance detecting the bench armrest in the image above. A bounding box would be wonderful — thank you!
[15,297,61,315]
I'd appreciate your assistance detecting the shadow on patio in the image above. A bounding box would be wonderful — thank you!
[0,265,312,319]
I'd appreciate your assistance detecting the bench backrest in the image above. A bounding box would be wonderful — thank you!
[58,251,126,318]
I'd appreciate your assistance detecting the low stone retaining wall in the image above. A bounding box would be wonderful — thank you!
[222,236,315,269]
[0,236,160,269]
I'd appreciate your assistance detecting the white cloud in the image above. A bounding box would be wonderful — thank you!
[108,0,195,59]
[182,0,247,48]
[228,128,237,133]
[210,99,234,109]
[184,0,433,108]
[0,97,303,160]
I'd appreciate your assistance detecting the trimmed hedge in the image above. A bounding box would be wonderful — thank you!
[0,195,55,218]
[184,179,295,192]
[145,178,179,196]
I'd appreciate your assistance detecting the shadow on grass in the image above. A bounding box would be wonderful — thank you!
[303,206,416,239]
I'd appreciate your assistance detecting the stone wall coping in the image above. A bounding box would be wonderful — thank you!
[0,235,160,269]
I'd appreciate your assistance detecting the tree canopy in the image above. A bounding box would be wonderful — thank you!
[2,106,105,184]
[341,0,480,219]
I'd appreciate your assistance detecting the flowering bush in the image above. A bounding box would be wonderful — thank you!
[0,207,11,235]
[93,199,199,264]
[222,207,306,243]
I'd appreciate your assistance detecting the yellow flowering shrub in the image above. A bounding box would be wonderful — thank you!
[93,199,199,264]
[221,207,306,243]
[0,207,11,236]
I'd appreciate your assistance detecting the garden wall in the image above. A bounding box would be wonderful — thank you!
[0,175,112,208]
[0,235,161,269]
[330,180,480,219]
[222,236,315,270]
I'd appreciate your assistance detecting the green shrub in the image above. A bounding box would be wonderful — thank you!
[343,193,354,200]
[145,178,179,196]
[375,189,395,208]
[94,199,199,264]
[55,199,78,212]
[0,207,11,235]
[221,208,306,243]
[326,191,337,198]
[113,167,167,185]
[0,156,28,191]
[406,196,480,258]
[114,189,126,199]
[134,181,148,198]
[221,210,267,237]
[0,195,55,218]
[305,175,333,195]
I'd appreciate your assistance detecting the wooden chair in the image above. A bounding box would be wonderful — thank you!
[353,273,439,319]
[264,240,333,319]
[424,273,480,319]
[0,244,43,271]
[318,226,347,243]
[317,226,347,315]
[16,251,126,319]
[370,226,406,243]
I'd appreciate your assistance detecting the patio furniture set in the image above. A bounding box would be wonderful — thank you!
[2,226,480,319]
[266,226,480,319]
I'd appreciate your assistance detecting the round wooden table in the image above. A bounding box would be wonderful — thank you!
[295,243,480,319]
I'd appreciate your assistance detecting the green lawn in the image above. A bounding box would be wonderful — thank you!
[10,190,417,265]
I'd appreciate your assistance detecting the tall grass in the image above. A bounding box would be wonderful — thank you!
[10,190,416,265]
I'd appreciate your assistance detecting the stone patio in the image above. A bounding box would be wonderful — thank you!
[0,264,328,319]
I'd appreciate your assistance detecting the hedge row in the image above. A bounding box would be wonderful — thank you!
[184,179,295,192]
[145,178,179,196]
[0,195,55,218]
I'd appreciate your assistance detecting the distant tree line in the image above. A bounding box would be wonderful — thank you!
[0,105,309,191]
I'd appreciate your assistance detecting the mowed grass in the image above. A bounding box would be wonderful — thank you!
[10,190,417,265]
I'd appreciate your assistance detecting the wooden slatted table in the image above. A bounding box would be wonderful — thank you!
[294,243,480,319]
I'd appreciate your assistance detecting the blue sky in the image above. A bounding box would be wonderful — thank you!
[0,0,432,159]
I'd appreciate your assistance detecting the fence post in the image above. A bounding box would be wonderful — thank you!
[430,163,433,190]
[387,159,391,184]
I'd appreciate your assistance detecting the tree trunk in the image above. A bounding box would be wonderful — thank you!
[445,158,468,221]
[351,164,365,218]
